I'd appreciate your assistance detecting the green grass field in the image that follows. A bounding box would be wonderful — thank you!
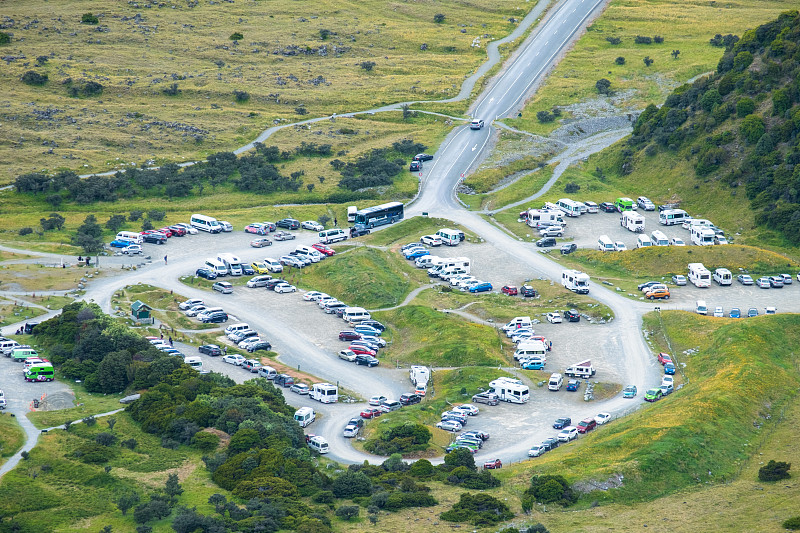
[0,0,526,181]
[506,0,796,135]
[0,414,25,468]
[0,302,47,328]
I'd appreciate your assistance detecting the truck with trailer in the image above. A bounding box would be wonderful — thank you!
[564,360,596,379]
[562,270,590,294]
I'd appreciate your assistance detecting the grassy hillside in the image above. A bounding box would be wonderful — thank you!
[0,0,525,180]
[506,0,795,135]
[502,311,800,506]
[0,415,25,468]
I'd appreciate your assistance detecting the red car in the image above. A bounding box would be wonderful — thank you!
[501,285,518,296]
[158,227,173,237]
[312,243,336,256]
[168,225,186,236]
[349,345,376,357]
[360,407,382,419]
[483,459,502,469]
[339,331,361,341]
[657,352,672,365]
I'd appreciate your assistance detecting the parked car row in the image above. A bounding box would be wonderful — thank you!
[110,222,208,252]
[529,412,610,457]
[179,298,229,323]
[223,322,273,353]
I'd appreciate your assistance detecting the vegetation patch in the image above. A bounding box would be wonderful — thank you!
[0,415,25,467]
[461,164,554,212]
[0,302,47,327]
[375,305,508,366]
[360,216,478,247]
[364,423,432,456]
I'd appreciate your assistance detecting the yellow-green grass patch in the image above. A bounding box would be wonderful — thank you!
[0,302,48,327]
[0,414,25,467]
[360,216,478,247]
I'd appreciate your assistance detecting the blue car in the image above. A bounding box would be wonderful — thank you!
[469,282,493,293]
[522,360,545,370]
[354,324,381,337]
[664,362,676,375]
[404,249,430,259]
[110,239,134,248]
[729,308,740,318]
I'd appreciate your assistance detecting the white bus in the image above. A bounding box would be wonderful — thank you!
[691,226,715,246]
[561,269,590,294]
[659,209,688,226]
[556,198,584,217]
[688,263,712,287]
[310,383,338,403]
[489,377,529,404]
[191,214,222,233]
[204,258,228,276]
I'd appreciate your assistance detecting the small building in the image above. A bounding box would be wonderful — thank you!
[130,300,153,325]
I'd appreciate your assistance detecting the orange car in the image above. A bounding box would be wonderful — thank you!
[646,287,670,300]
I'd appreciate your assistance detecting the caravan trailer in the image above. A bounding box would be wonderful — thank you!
[688,263,712,287]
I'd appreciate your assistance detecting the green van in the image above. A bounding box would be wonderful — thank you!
[25,363,54,382]
[614,197,635,212]
[11,347,37,363]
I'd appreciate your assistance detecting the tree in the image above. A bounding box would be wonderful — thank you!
[671,49,680,59]
[643,56,654,66]
[147,209,165,221]
[444,448,476,470]
[46,194,63,208]
[295,106,308,115]
[107,417,117,430]
[320,29,331,40]
[360,61,376,72]
[129,210,143,222]
[740,114,765,144]
[536,110,554,123]
[318,214,331,227]
[228,428,260,454]
[105,215,126,232]
[332,470,372,498]
[81,13,99,24]
[21,71,48,86]
[615,56,625,65]
[233,90,250,102]
[165,473,184,497]
[141,219,154,231]
[758,460,791,482]
[193,431,220,452]
[434,13,446,23]
[40,213,65,231]
[162,83,181,96]
[595,78,611,95]
[736,97,755,117]
[335,505,360,521]
[95,432,116,446]
[117,492,140,516]
[229,32,244,41]
[72,215,104,257]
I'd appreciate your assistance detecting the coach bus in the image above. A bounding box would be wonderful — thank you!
[353,202,404,230]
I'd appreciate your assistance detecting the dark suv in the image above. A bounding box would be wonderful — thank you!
[536,237,557,248]
[560,243,577,255]
[553,417,571,429]
[399,393,421,406]
[520,285,538,298]
[565,309,580,322]
[264,279,287,290]
[201,312,228,323]
[355,354,379,367]
[142,233,166,245]
[274,374,295,387]
[276,218,300,230]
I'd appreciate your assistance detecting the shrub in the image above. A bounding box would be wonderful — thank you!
[72,442,115,464]
[671,49,680,59]
[384,491,437,511]
[295,106,308,115]
[736,97,755,117]
[95,432,116,446]
[122,438,137,450]
[536,110,554,123]
[606,36,621,45]
[133,498,171,524]
[129,210,143,222]
[0,32,11,45]
[440,493,513,526]
[18,227,33,236]
[758,460,791,482]
[233,90,250,102]
[740,114,765,144]
[81,13,99,24]
[360,61,376,72]
[21,71,48,86]
[332,470,372,498]
[320,29,331,40]
[643,56,654,66]
[564,182,580,193]
[147,209,165,221]
[654,35,664,43]
[105,214,127,232]
[229,32,243,41]
[434,13,445,23]
[784,516,800,530]
[595,78,611,95]
[443,448,476,470]
[193,431,220,452]
[615,56,625,65]
[83,415,97,427]
[335,505,360,521]
[163,83,181,96]
[635,35,652,44]
[525,475,577,506]
[313,491,335,504]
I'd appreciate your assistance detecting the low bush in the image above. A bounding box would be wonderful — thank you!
[758,460,791,482]
[440,492,513,526]
[363,422,431,455]
[525,475,577,506]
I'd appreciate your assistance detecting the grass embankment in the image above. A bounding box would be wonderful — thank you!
[361,367,516,457]
[415,280,614,322]
[0,251,34,262]
[360,216,478,247]
[506,0,794,136]
[0,263,94,292]
[0,414,25,468]
[0,413,226,532]
[26,384,126,430]
[0,0,525,181]
[114,284,220,331]
[0,302,48,328]
[17,294,74,311]
[374,305,508,367]
[501,311,800,510]
[291,246,429,309]
[461,164,554,212]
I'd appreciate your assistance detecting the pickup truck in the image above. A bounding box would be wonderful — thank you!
[471,392,499,406]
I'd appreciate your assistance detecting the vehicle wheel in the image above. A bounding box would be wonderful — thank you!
[665,295,670,299]
[557,233,562,237]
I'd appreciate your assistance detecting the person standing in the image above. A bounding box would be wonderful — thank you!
[168,336,173,346]
[334,217,338,227]
[164,255,168,264]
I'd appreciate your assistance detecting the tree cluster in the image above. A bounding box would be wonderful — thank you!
[363,421,431,455]
[626,12,800,243]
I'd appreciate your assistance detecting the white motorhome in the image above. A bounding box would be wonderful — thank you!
[294,407,316,427]
[597,235,614,252]
[651,230,670,246]
[688,263,712,287]
[502,316,532,334]
[636,234,653,249]
[428,257,470,276]
[514,340,547,361]
[621,211,645,233]
[488,377,529,404]
[184,356,203,372]
[204,258,228,277]
[347,206,357,223]
[564,360,596,379]
[526,209,565,228]
[191,213,222,233]
[691,226,715,246]
[217,253,243,276]
[342,307,371,324]
[696,300,708,315]
[556,198,584,217]
[548,373,563,391]
[713,268,732,286]
[307,435,329,454]
[115,231,144,244]
[561,269,590,294]
[410,365,430,388]
[436,228,464,246]
[310,383,338,403]
[296,245,323,261]
[683,218,713,230]
[659,209,688,226]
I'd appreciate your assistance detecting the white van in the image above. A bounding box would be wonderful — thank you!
[597,235,614,252]
[636,234,653,248]
[437,228,464,246]
[204,258,228,277]
[184,356,203,372]
[307,435,329,454]
[415,255,440,269]
[514,340,547,361]
[311,383,338,403]
[191,214,222,233]
[294,407,316,428]
[258,365,277,380]
[225,323,250,338]
[548,373,563,391]
[622,211,645,233]
[318,228,348,244]
[116,231,143,244]
[342,307,371,324]
[713,268,732,286]
[217,254,243,276]
[688,263,712,287]
[650,230,669,247]
[696,300,708,315]
[296,245,323,261]
[659,209,688,226]
[502,316,532,334]
[1,340,21,356]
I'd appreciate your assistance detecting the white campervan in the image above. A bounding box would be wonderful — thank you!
[115,231,143,244]
[307,435,329,454]
[318,228,348,244]
[713,268,732,286]
[561,269,590,294]
[659,209,688,226]
[514,341,547,361]
[342,307,371,324]
[696,300,708,315]
[548,373,563,391]
[311,383,338,404]
[217,254,243,276]
[636,234,653,249]
[691,226,715,246]
[525,209,564,229]
[436,228,464,246]
[502,316,532,334]
[651,230,670,246]
[191,213,222,233]
[488,377,529,403]
[557,198,584,217]
[184,356,203,372]
[204,258,228,277]
[597,235,614,252]
[294,407,316,427]
[410,365,430,389]
[621,211,645,233]
[688,263,712,287]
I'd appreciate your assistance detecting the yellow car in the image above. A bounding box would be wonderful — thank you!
[251,262,271,274]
